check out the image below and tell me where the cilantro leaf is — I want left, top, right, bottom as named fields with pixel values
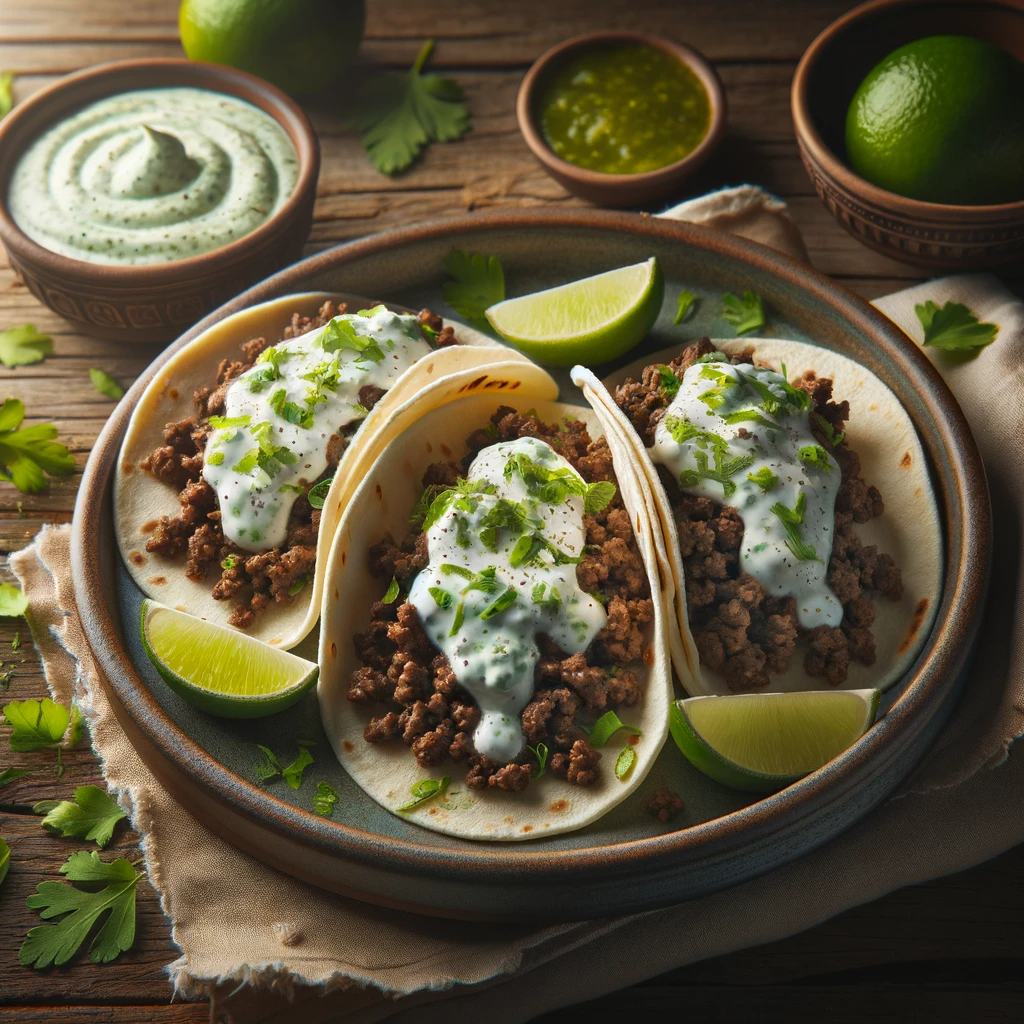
left=915, top=300, right=998, bottom=352
left=815, top=413, right=845, bottom=449
left=0, top=72, right=12, bottom=120
left=0, top=399, right=76, bottom=493
left=397, top=775, right=450, bottom=812
left=89, top=369, right=123, bottom=401
left=3, top=697, right=70, bottom=752
left=307, top=478, right=332, bottom=509
left=0, top=836, right=8, bottom=889
left=254, top=744, right=281, bottom=784
left=442, top=249, right=505, bottom=326
left=0, top=325, right=52, bottom=368
left=0, top=766, right=31, bottom=788
left=39, top=786, right=126, bottom=848
left=657, top=365, right=681, bottom=397
left=382, top=577, right=400, bottom=604
left=747, top=467, right=778, bottom=491
left=313, top=781, right=339, bottom=817
left=770, top=491, right=820, bottom=562
left=20, top=851, right=142, bottom=967
left=354, top=39, right=471, bottom=175
left=673, top=291, right=696, bottom=325
left=584, top=480, right=616, bottom=514
left=798, top=444, right=833, bottom=473
left=0, top=582, right=27, bottom=617
left=282, top=745, right=314, bottom=790
left=721, top=291, right=765, bottom=335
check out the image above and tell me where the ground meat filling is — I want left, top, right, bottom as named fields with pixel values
left=348, top=406, right=654, bottom=792
left=139, top=302, right=451, bottom=628
left=614, top=337, right=903, bottom=691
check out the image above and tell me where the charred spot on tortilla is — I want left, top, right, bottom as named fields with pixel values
left=129, top=550, right=146, bottom=566
left=147, top=575, right=167, bottom=586
left=898, top=597, right=930, bottom=655
left=900, top=451, right=912, bottom=468
left=128, top=300, right=452, bottom=629
left=168, top=387, right=179, bottom=400
left=140, top=519, right=160, bottom=534
left=346, top=405, right=651, bottom=794
left=613, top=336, right=905, bottom=691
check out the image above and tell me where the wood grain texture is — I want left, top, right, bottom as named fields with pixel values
left=0, top=0, right=1021, bottom=1020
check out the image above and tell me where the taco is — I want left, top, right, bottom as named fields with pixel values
left=115, top=292, right=549, bottom=650
left=573, top=337, right=942, bottom=697
left=317, top=390, right=672, bottom=840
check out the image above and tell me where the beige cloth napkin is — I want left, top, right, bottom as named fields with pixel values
left=10, top=186, right=1024, bottom=1023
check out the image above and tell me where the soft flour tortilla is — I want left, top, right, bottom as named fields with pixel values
left=317, top=392, right=673, bottom=841
left=573, top=338, right=943, bottom=697
left=114, top=291, right=545, bottom=650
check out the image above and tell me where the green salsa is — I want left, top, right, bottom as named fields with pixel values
left=539, top=44, right=711, bottom=175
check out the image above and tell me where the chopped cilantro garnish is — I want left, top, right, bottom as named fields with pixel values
left=221, top=554, right=238, bottom=571
left=382, top=577, right=400, bottom=604
left=798, top=445, right=833, bottom=473
left=208, top=414, right=250, bottom=429
left=721, top=290, right=765, bottom=335
left=815, top=413, right=846, bottom=449
left=657, top=365, right=681, bottom=397
left=722, top=409, right=777, bottom=429
left=530, top=582, right=562, bottom=613
left=287, top=578, right=307, bottom=597
left=663, top=415, right=728, bottom=452
left=680, top=448, right=755, bottom=499
left=479, top=586, right=517, bottom=621
left=583, top=480, right=616, bottom=514
left=320, top=318, right=385, bottom=363
left=769, top=491, right=820, bottom=562
left=673, top=290, right=696, bottom=325
left=269, top=387, right=315, bottom=428
left=307, top=478, right=332, bottom=509
left=915, top=300, right=998, bottom=351
left=89, top=369, right=123, bottom=400
left=428, top=586, right=453, bottom=609
left=206, top=451, right=224, bottom=466
left=747, top=467, right=778, bottom=491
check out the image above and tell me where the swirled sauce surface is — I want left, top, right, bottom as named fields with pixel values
left=8, top=87, right=297, bottom=265
left=651, top=358, right=842, bottom=629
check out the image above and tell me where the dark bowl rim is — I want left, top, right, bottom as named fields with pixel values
left=72, top=208, right=989, bottom=883
left=516, top=31, right=727, bottom=190
left=0, top=57, right=320, bottom=282
left=791, top=0, right=1024, bottom=218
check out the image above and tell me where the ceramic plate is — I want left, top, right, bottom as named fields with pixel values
left=72, top=211, right=989, bottom=920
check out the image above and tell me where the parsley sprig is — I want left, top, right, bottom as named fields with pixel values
left=352, top=40, right=472, bottom=176
left=0, top=325, right=52, bottom=368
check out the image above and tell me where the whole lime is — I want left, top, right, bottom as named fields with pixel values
left=845, top=35, right=1024, bottom=205
left=179, top=0, right=365, bottom=98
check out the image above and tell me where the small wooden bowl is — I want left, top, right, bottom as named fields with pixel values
left=792, top=0, right=1024, bottom=270
left=0, top=58, right=320, bottom=344
left=517, top=32, right=726, bottom=208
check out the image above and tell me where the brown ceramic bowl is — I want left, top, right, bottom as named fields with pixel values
left=0, top=58, right=319, bottom=344
left=792, top=0, right=1024, bottom=270
left=517, top=32, right=726, bottom=208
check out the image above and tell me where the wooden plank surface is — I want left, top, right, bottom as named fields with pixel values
left=0, top=0, right=1020, bottom=1020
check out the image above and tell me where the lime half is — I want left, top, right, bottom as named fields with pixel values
left=485, top=257, right=664, bottom=367
left=670, top=689, right=880, bottom=793
left=140, top=600, right=318, bottom=718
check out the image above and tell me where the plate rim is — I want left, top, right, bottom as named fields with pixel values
left=71, top=208, right=990, bottom=889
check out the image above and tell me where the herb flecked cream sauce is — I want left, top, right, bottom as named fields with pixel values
left=8, top=87, right=297, bottom=265
left=409, top=438, right=610, bottom=762
left=540, top=44, right=711, bottom=175
left=652, top=359, right=842, bottom=629
left=204, top=308, right=430, bottom=552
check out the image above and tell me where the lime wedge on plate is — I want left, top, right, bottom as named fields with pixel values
left=485, top=257, right=664, bottom=366
left=140, top=600, right=318, bottom=718
left=670, top=689, right=880, bottom=793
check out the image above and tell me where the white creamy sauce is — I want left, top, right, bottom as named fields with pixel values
left=409, top=437, right=608, bottom=762
left=8, top=87, right=298, bottom=265
left=203, top=308, right=430, bottom=552
left=652, top=359, right=841, bottom=629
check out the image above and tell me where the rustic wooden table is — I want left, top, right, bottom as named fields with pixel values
left=1, top=1, right=1022, bottom=1021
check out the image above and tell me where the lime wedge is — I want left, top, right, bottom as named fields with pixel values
left=670, top=689, right=880, bottom=793
left=484, top=257, right=664, bottom=366
left=140, top=600, right=318, bottom=718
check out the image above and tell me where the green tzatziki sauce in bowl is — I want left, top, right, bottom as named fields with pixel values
left=539, top=44, right=712, bottom=175
left=7, top=86, right=298, bottom=266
